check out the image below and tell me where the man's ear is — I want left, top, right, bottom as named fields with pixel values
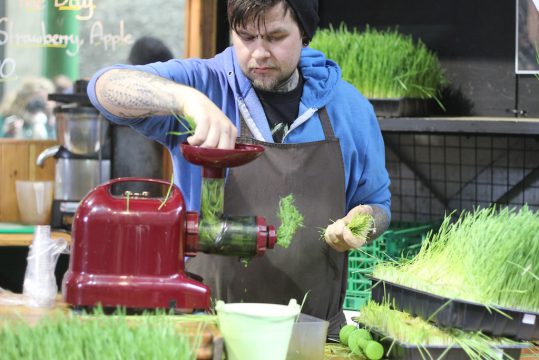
left=302, top=33, right=309, bottom=47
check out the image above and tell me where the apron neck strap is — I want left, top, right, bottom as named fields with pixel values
left=318, top=107, right=335, bottom=140
left=239, top=107, right=335, bottom=140
left=240, top=114, right=250, bottom=138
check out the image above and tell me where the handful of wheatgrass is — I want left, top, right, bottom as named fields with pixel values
left=347, top=212, right=375, bottom=245
left=322, top=212, right=374, bottom=249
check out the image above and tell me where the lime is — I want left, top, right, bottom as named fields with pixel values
left=364, top=340, right=384, bottom=360
left=338, top=324, right=357, bottom=345
left=348, top=329, right=369, bottom=353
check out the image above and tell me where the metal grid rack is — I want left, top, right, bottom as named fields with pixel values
left=384, top=132, right=539, bottom=222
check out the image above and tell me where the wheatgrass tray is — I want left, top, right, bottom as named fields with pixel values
left=370, top=276, right=539, bottom=341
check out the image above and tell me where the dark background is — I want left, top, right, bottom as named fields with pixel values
left=217, top=0, right=539, bottom=117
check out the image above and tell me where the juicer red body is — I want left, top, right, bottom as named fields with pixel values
left=63, top=178, right=210, bottom=311
left=63, top=143, right=276, bottom=311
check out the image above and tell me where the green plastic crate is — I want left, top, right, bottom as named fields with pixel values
left=343, top=222, right=440, bottom=310
left=343, top=290, right=371, bottom=311
left=382, top=222, right=440, bottom=260
left=343, top=238, right=383, bottom=310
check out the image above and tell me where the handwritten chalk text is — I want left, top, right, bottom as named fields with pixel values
left=54, top=0, right=95, bottom=21
left=18, top=0, right=46, bottom=12
left=89, top=20, right=133, bottom=51
left=0, top=17, right=83, bottom=56
left=0, top=58, right=17, bottom=81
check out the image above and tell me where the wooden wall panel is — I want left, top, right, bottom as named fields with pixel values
left=185, top=0, right=218, bottom=59
left=0, top=140, right=56, bottom=222
left=162, top=146, right=173, bottom=182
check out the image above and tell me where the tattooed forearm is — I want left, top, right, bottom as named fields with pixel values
left=95, top=69, right=185, bottom=119
left=367, top=205, right=390, bottom=242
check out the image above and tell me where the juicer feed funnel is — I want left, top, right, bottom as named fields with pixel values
left=181, top=142, right=264, bottom=178
left=216, top=299, right=300, bottom=360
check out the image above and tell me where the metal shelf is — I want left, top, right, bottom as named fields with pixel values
left=378, top=117, right=539, bottom=135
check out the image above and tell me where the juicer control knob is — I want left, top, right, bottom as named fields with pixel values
left=267, top=225, right=276, bottom=249
left=184, top=211, right=199, bottom=257
left=123, top=191, right=150, bottom=198
left=255, top=216, right=277, bottom=256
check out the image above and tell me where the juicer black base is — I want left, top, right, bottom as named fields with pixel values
left=51, top=200, right=79, bottom=231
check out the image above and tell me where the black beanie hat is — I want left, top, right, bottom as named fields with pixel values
left=285, top=0, right=319, bottom=43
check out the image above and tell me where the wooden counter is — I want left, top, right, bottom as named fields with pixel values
left=0, top=231, right=71, bottom=247
left=324, top=343, right=362, bottom=359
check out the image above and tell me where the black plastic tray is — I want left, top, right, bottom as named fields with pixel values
left=369, top=98, right=435, bottom=118
left=373, top=334, right=525, bottom=360
left=370, top=277, right=539, bottom=341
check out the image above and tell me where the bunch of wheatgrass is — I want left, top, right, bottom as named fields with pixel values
left=355, top=301, right=527, bottom=359
left=374, top=206, right=539, bottom=312
left=276, top=194, right=304, bottom=248
left=198, top=177, right=226, bottom=246
left=0, top=308, right=213, bottom=360
left=310, top=24, right=446, bottom=103
left=321, top=212, right=374, bottom=249
left=347, top=212, right=375, bottom=245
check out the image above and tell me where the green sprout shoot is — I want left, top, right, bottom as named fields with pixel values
left=125, top=190, right=130, bottom=212
left=158, top=174, right=175, bottom=211
left=276, top=194, right=304, bottom=248
left=168, top=113, right=197, bottom=136
left=160, top=112, right=197, bottom=210
left=347, top=212, right=374, bottom=244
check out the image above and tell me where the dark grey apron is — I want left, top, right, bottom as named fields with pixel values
left=186, top=108, right=347, bottom=336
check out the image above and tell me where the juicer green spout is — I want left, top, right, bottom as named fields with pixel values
left=181, top=142, right=276, bottom=258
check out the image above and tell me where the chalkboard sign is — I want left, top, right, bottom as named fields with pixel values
left=0, top=0, right=184, bottom=138
left=516, top=0, right=539, bottom=74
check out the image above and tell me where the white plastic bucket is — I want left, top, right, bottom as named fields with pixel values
left=216, top=299, right=300, bottom=360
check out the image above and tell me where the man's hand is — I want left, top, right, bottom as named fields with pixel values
left=183, top=91, right=237, bottom=149
left=324, top=205, right=374, bottom=252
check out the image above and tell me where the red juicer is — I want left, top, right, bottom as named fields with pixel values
left=63, top=143, right=276, bottom=312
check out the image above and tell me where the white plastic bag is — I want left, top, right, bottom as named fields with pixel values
left=23, top=225, right=68, bottom=308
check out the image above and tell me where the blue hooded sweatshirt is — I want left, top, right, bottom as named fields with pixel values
left=88, top=46, right=391, bottom=218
